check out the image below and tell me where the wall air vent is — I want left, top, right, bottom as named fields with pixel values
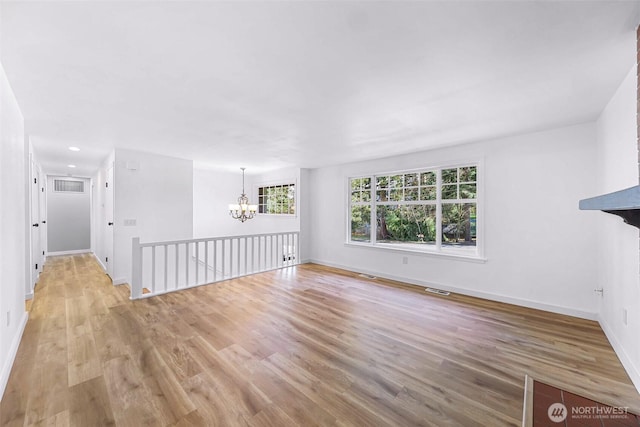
left=425, top=287, right=450, bottom=296
left=54, top=179, right=84, bottom=193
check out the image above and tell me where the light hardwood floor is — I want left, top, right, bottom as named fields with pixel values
left=1, top=254, right=638, bottom=426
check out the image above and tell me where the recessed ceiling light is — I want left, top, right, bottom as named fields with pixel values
left=68, top=146, right=80, bottom=151
left=68, top=164, right=76, bottom=168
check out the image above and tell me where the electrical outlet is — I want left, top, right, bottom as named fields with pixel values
left=124, top=219, right=137, bottom=226
left=402, top=256, right=408, bottom=265
left=623, top=308, right=628, bottom=326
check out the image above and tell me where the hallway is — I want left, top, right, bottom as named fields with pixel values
left=1, top=254, right=639, bottom=426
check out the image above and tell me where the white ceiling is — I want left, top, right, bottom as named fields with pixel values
left=1, top=1, right=639, bottom=177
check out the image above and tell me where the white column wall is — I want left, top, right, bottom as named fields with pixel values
left=0, top=63, right=28, bottom=400
left=113, top=149, right=193, bottom=286
left=594, top=66, right=640, bottom=390
left=299, top=168, right=311, bottom=262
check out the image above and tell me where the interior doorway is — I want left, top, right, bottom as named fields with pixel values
left=104, top=165, right=114, bottom=278
left=28, top=154, right=42, bottom=295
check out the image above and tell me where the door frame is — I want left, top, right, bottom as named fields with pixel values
left=104, top=163, right=114, bottom=279
left=28, top=154, right=41, bottom=296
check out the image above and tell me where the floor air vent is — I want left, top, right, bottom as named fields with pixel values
left=358, top=273, right=377, bottom=279
left=425, top=287, right=450, bottom=296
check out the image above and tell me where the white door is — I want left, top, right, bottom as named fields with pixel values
left=29, top=156, right=41, bottom=291
left=105, top=165, right=114, bottom=278
left=39, top=170, right=47, bottom=263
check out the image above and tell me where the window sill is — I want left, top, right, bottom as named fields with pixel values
left=344, top=242, right=487, bottom=263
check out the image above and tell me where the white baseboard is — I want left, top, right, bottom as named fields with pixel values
left=93, top=253, right=107, bottom=272
left=112, top=277, right=127, bottom=286
left=308, top=259, right=598, bottom=321
left=47, top=249, right=91, bottom=256
left=25, top=292, right=33, bottom=300
left=90, top=253, right=124, bottom=285
left=598, top=314, right=640, bottom=393
left=0, top=311, right=29, bottom=401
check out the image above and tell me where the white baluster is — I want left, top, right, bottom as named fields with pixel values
left=174, top=243, right=179, bottom=290
left=151, top=245, right=156, bottom=293
left=213, top=239, right=218, bottom=281
left=222, top=239, right=226, bottom=279
left=236, top=237, right=241, bottom=277
left=204, top=240, right=209, bottom=284
left=131, top=237, right=142, bottom=299
left=195, top=241, right=199, bottom=285
left=164, top=244, right=168, bottom=291
left=185, top=242, right=189, bottom=287
left=244, top=237, right=248, bottom=275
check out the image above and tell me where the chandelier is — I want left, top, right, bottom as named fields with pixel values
left=229, top=167, right=257, bottom=222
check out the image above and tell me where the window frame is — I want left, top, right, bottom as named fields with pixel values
left=53, top=178, right=85, bottom=193
left=254, top=180, right=297, bottom=217
left=346, top=160, right=485, bottom=262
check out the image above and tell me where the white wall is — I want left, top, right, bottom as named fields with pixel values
left=193, top=167, right=301, bottom=238
left=594, top=66, right=640, bottom=390
left=299, top=168, right=311, bottom=262
left=113, top=149, right=193, bottom=285
left=309, top=123, right=600, bottom=318
left=0, top=63, right=28, bottom=400
left=47, top=176, right=91, bottom=253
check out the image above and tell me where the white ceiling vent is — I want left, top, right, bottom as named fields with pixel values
left=54, top=179, right=84, bottom=193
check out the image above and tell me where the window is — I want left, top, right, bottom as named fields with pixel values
left=349, top=164, right=479, bottom=256
left=350, top=177, right=371, bottom=242
left=258, top=184, right=296, bottom=215
left=54, top=179, right=84, bottom=193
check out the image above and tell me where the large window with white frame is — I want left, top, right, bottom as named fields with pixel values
left=349, top=164, right=479, bottom=256
left=258, top=183, right=296, bottom=215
